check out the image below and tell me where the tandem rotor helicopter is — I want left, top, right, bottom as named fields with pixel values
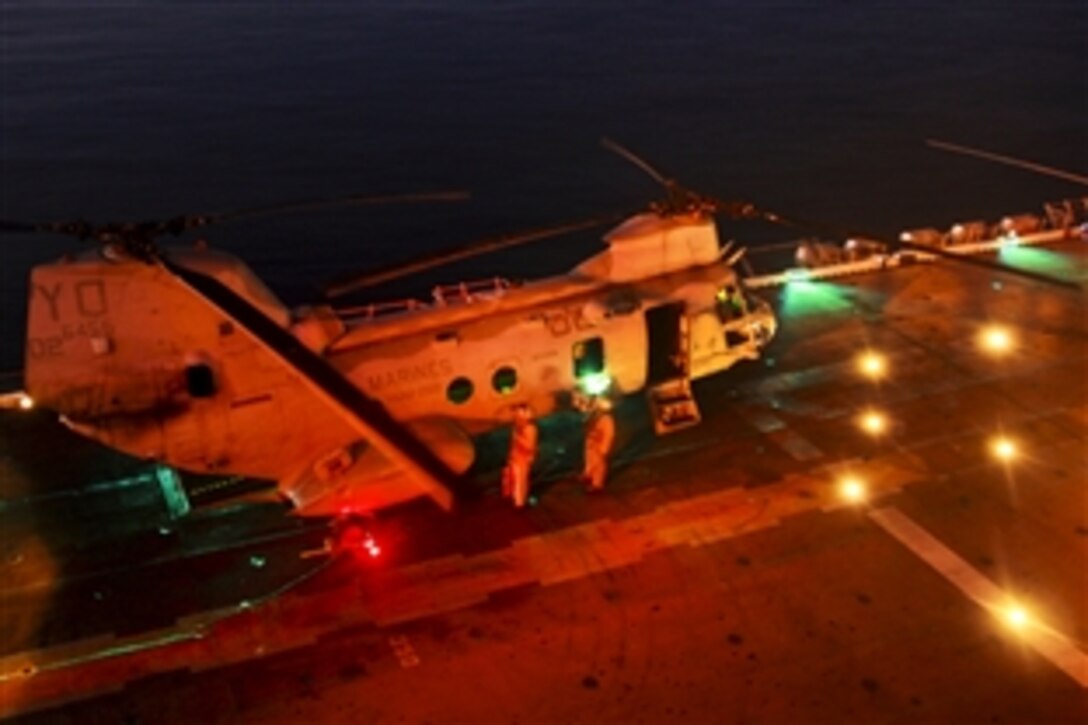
left=3, top=139, right=1083, bottom=519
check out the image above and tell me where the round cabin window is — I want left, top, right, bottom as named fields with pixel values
left=491, top=366, right=518, bottom=395
left=446, top=377, right=474, bottom=405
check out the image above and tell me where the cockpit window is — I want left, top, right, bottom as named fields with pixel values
left=716, top=285, right=747, bottom=322
left=725, top=329, right=750, bottom=348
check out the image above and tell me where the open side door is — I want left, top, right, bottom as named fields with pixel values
left=644, top=302, right=701, bottom=435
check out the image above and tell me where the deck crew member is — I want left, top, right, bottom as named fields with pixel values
left=582, top=396, right=616, bottom=492
left=504, top=403, right=538, bottom=508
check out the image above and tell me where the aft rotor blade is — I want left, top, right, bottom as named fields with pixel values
left=176, top=190, right=471, bottom=232
left=0, top=218, right=96, bottom=238
left=0, top=219, right=41, bottom=234
left=324, top=213, right=625, bottom=297
left=164, top=255, right=458, bottom=511
left=927, top=139, right=1088, bottom=186
left=2, top=191, right=470, bottom=243
left=764, top=209, right=1083, bottom=293
left=601, top=137, right=672, bottom=187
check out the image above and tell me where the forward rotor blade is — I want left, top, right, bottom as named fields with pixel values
left=175, top=190, right=471, bottom=232
left=601, top=137, right=671, bottom=187
left=896, top=238, right=1083, bottom=292
left=763, top=209, right=1083, bottom=293
left=927, top=139, right=1088, bottom=186
left=324, top=213, right=626, bottom=297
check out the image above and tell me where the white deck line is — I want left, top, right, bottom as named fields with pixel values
left=870, top=506, right=1088, bottom=688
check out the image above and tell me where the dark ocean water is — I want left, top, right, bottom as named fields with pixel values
left=1, top=1, right=1085, bottom=371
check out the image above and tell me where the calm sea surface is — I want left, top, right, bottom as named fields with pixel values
left=1, top=1, right=1084, bottom=370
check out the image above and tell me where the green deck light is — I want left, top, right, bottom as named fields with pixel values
left=785, top=268, right=812, bottom=283
left=579, top=371, right=611, bottom=396
left=998, top=245, right=1077, bottom=277
left=782, top=278, right=852, bottom=318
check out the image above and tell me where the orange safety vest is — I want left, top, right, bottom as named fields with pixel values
left=586, top=412, right=615, bottom=453
left=510, top=420, right=539, bottom=459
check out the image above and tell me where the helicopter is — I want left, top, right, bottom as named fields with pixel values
left=5, top=140, right=1082, bottom=519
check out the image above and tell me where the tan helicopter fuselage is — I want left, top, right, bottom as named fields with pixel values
left=23, top=213, right=776, bottom=514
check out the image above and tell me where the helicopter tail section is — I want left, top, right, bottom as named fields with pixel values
left=25, top=254, right=175, bottom=420
left=24, top=248, right=461, bottom=514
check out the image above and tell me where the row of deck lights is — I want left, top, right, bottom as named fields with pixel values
left=839, top=321, right=1022, bottom=504
left=842, top=330, right=1039, bottom=635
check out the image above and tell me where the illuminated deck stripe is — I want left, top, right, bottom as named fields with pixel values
left=870, top=507, right=1088, bottom=688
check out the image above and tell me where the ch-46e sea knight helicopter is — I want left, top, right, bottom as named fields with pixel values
left=6, top=140, right=1080, bottom=519
left=8, top=140, right=779, bottom=517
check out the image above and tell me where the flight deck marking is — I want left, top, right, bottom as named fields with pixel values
left=870, top=507, right=1088, bottom=688
left=0, top=458, right=923, bottom=713
left=734, top=332, right=1085, bottom=424
left=738, top=409, right=824, bottom=461
left=361, top=468, right=932, bottom=626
